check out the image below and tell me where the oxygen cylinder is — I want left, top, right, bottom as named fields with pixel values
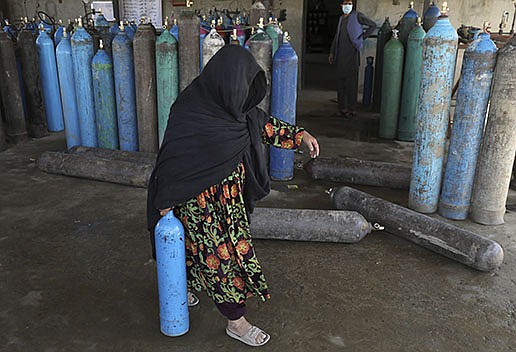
left=265, top=18, right=279, bottom=55
left=170, top=19, right=179, bottom=41
left=56, top=28, right=82, bottom=149
left=248, top=18, right=273, bottom=114
left=397, top=2, right=418, bottom=46
left=423, top=1, right=441, bottom=32
left=36, top=25, right=65, bottom=132
left=2, top=19, right=16, bottom=40
left=274, top=21, right=283, bottom=46
left=438, top=31, right=497, bottom=220
left=362, top=56, right=374, bottom=107
left=71, top=18, right=98, bottom=147
left=470, top=35, right=516, bottom=225
left=109, top=21, right=120, bottom=36
left=54, top=20, right=64, bottom=45
left=94, top=10, right=110, bottom=28
left=112, top=22, right=138, bottom=151
left=202, top=28, right=225, bottom=70
left=133, top=20, right=158, bottom=153
left=199, top=24, right=209, bottom=70
left=379, top=30, right=404, bottom=139
left=214, top=18, right=226, bottom=43
left=156, top=20, right=179, bottom=146
left=0, top=31, right=27, bottom=143
left=230, top=29, right=240, bottom=45
left=372, top=17, right=392, bottom=112
left=235, top=19, right=246, bottom=47
left=269, top=32, right=298, bottom=181
left=409, top=6, right=458, bottom=214
left=398, top=20, right=425, bottom=141
left=125, top=21, right=135, bottom=40
left=178, top=9, right=200, bottom=92
left=92, top=40, right=118, bottom=149
left=154, top=211, right=189, bottom=337
left=16, top=27, right=48, bottom=138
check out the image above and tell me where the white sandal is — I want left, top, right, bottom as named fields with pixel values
left=226, top=325, right=270, bottom=347
left=187, top=292, right=199, bottom=307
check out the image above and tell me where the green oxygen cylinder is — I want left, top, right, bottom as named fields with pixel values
left=379, top=29, right=404, bottom=139
left=265, top=17, right=279, bottom=55
left=398, top=19, right=425, bottom=141
left=373, top=17, right=393, bottom=112
left=156, top=17, right=179, bottom=147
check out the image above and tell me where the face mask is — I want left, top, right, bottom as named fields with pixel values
left=342, top=4, right=353, bottom=14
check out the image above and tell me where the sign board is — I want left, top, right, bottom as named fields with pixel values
left=119, top=0, right=163, bottom=27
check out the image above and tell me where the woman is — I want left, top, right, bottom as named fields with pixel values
left=147, top=45, right=319, bottom=347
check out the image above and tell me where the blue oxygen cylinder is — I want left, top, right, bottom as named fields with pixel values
left=408, top=6, right=458, bottom=214
left=3, top=19, right=16, bottom=40
left=109, top=21, right=120, bottom=36
left=270, top=32, right=298, bottom=181
left=125, top=21, right=136, bottom=40
left=56, top=28, right=81, bottom=149
left=95, top=11, right=110, bottom=28
left=439, top=31, right=497, bottom=220
left=92, top=39, right=119, bottom=149
left=155, top=211, right=189, bottom=337
left=54, top=21, right=64, bottom=46
left=36, top=24, right=65, bottom=132
left=170, top=19, right=179, bottom=41
left=362, top=56, right=374, bottom=107
left=71, top=18, right=98, bottom=147
left=423, top=1, right=441, bottom=32
left=112, top=21, right=138, bottom=151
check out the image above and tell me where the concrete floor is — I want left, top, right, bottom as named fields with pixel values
left=2, top=69, right=516, bottom=351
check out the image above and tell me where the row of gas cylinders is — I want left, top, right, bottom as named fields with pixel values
left=373, top=3, right=516, bottom=226
left=0, top=13, right=299, bottom=181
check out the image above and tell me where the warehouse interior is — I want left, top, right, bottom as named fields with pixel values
left=1, top=0, right=516, bottom=351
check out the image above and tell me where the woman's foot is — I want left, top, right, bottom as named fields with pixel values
left=226, top=316, right=270, bottom=347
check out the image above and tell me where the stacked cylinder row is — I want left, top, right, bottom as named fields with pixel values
left=374, top=3, right=516, bottom=226
left=0, top=13, right=299, bottom=180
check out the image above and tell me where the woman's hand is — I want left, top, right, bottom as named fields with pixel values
left=302, top=131, right=320, bottom=159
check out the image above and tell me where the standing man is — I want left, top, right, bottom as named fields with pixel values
left=329, top=0, right=376, bottom=119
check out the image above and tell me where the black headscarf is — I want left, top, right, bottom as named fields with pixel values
left=146, top=45, right=270, bottom=256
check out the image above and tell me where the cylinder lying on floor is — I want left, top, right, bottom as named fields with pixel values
left=68, top=146, right=157, bottom=164
left=304, top=157, right=411, bottom=189
left=331, top=186, right=504, bottom=272
left=250, top=207, right=372, bottom=243
left=37, top=151, right=153, bottom=187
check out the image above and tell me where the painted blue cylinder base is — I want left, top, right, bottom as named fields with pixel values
left=270, top=148, right=295, bottom=181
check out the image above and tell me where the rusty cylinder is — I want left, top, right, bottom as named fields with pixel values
left=16, top=28, right=48, bottom=138
left=470, top=35, right=516, bottom=225
left=37, top=151, right=153, bottom=188
left=250, top=208, right=372, bottom=243
left=133, top=21, right=158, bottom=153
left=202, top=28, right=225, bottom=70
left=248, top=19, right=273, bottom=114
left=331, top=186, right=504, bottom=272
left=178, top=10, right=200, bottom=92
left=0, top=31, right=27, bottom=143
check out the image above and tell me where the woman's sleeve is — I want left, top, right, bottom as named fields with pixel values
left=262, top=116, right=305, bottom=149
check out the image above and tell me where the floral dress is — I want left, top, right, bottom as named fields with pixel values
left=173, top=116, right=304, bottom=304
